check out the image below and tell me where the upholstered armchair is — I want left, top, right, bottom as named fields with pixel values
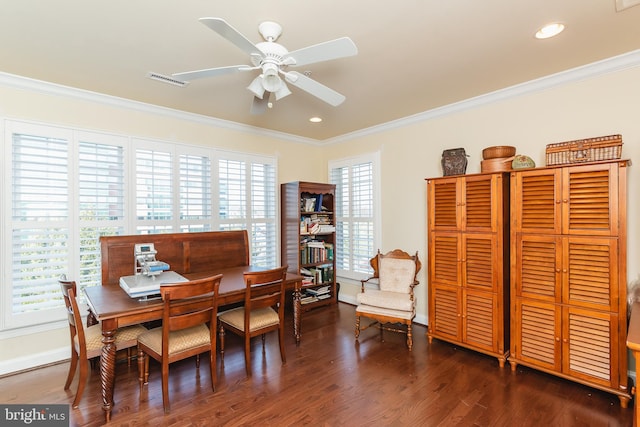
left=355, top=249, right=421, bottom=350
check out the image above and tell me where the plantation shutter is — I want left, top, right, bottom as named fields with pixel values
left=77, top=139, right=126, bottom=289
left=179, top=153, right=212, bottom=233
left=11, top=132, right=70, bottom=318
left=330, top=159, right=375, bottom=277
left=250, top=162, right=277, bottom=267
left=218, top=156, right=277, bottom=267
left=135, top=148, right=173, bottom=233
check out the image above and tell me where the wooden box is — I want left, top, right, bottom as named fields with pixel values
left=481, top=156, right=514, bottom=173
left=545, top=134, right=622, bottom=166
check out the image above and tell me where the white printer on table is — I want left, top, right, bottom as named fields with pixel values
left=119, top=243, right=187, bottom=299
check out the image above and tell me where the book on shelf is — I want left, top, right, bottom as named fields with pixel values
left=305, top=240, right=326, bottom=248
left=305, top=265, right=333, bottom=284
left=318, top=224, right=335, bottom=233
left=303, top=197, right=316, bottom=212
left=299, top=241, right=334, bottom=264
left=306, top=286, right=331, bottom=296
left=300, top=295, right=319, bottom=304
left=314, top=194, right=323, bottom=212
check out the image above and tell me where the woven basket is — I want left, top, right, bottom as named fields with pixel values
left=481, top=156, right=515, bottom=173
left=545, top=134, right=622, bottom=166
left=482, top=146, right=516, bottom=160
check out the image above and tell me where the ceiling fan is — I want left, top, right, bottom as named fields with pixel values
left=171, top=17, right=358, bottom=114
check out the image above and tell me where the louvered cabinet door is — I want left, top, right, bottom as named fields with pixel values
left=427, top=177, right=460, bottom=231
left=512, top=234, right=561, bottom=303
left=511, top=298, right=561, bottom=372
left=463, top=174, right=502, bottom=233
left=429, top=232, right=460, bottom=287
left=511, top=168, right=561, bottom=235
left=562, top=307, right=619, bottom=389
left=563, top=236, right=618, bottom=312
left=429, top=284, right=461, bottom=342
left=463, top=289, right=499, bottom=354
left=562, top=163, right=619, bottom=236
left=463, top=233, right=499, bottom=293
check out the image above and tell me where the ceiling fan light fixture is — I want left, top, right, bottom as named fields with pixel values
left=262, top=74, right=282, bottom=92
left=261, top=63, right=282, bottom=92
left=247, top=76, right=265, bottom=99
left=274, top=82, right=291, bottom=100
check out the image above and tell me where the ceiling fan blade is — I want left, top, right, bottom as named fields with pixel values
left=285, top=71, right=346, bottom=106
left=285, top=37, right=357, bottom=67
left=251, top=93, right=270, bottom=115
left=172, top=65, right=250, bottom=80
left=199, top=17, right=263, bottom=57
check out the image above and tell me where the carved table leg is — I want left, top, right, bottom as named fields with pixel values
left=293, top=282, right=302, bottom=344
left=100, top=319, right=117, bottom=423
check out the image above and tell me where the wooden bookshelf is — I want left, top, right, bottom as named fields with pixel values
left=281, top=181, right=337, bottom=310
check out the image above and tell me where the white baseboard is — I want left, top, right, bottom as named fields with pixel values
left=0, top=347, right=68, bottom=377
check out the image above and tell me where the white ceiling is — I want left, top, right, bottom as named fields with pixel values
left=1, top=0, right=640, bottom=142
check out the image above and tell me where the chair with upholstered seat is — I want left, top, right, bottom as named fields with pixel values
left=218, top=266, right=288, bottom=376
left=355, top=249, right=421, bottom=350
left=59, top=276, right=147, bottom=408
left=137, top=274, right=223, bottom=413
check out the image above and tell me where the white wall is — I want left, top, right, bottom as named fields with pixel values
left=1, top=52, right=639, bottom=375
left=329, top=60, right=640, bottom=332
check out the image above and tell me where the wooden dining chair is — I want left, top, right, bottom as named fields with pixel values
left=218, top=266, right=288, bottom=376
left=136, top=274, right=223, bottom=413
left=59, top=276, right=147, bottom=408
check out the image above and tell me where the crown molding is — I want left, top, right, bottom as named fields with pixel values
left=1, top=48, right=639, bottom=146
left=325, top=48, right=640, bottom=145
left=0, top=71, right=319, bottom=146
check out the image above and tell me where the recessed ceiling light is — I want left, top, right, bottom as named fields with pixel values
left=309, top=117, right=322, bottom=123
left=535, top=23, right=565, bottom=39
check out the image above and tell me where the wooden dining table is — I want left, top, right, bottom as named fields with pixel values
left=84, top=265, right=303, bottom=422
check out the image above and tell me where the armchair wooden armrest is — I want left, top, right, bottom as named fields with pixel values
left=360, top=276, right=379, bottom=293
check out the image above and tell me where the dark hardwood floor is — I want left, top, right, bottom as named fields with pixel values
left=0, top=302, right=633, bottom=426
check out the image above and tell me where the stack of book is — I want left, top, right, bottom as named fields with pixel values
left=301, top=285, right=332, bottom=304
left=306, top=286, right=331, bottom=299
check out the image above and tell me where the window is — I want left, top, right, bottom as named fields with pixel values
left=8, top=126, right=70, bottom=328
left=217, top=154, right=277, bottom=267
left=2, top=121, right=278, bottom=331
left=329, top=152, right=380, bottom=281
left=76, top=132, right=126, bottom=292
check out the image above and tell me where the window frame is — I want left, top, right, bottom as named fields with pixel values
left=329, top=151, right=381, bottom=282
